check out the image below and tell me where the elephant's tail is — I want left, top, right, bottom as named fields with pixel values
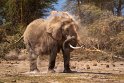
left=14, top=35, right=23, bottom=44
left=5, top=35, right=24, bottom=50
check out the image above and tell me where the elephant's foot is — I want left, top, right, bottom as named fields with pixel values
left=48, top=69, right=55, bottom=73
left=30, top=70, right=39, bottom=74
left=30, top=68, right=40, bottom=73
left=63, top=69, right=73, bottom=73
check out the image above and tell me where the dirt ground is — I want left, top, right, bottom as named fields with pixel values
left=0, top=59, right=124, bottom=83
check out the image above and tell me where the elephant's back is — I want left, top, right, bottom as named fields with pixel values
left=23, top=18, right=46, bottom=44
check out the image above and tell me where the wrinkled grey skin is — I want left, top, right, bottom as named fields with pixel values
left=23, top=11, right=80, bottom=73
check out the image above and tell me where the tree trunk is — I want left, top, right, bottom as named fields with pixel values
left=21, top=0, right=23, bottom=24
left=117, top=0, right=122, bottom=16
left=77, top=0, right=81, bottom=18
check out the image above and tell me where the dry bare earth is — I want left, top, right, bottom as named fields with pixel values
left=0, top=60, right=124, bottom=83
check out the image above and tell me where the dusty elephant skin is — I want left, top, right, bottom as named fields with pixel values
left=23, top=11, right=82, bottom=73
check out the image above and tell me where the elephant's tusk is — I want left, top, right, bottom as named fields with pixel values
left=69, top=44, right=83, bottom=49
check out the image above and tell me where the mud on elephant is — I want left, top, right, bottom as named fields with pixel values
left=23, top=11, right=83, bottom=73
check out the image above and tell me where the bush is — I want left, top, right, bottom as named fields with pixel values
left=0, top=26, right=7, bottom=42
left=80, top=4, right=106, bottom=25
left=77, top=4, right=124, bottom=61
left=110, top=31, right=124, bottom=57
left=0, top=24, right=25, bottom=59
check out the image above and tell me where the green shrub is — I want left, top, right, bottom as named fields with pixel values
left=0, top=25, right=25, bottom=59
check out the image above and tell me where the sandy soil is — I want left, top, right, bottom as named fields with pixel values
left=0, top=60, right=124, bottom=83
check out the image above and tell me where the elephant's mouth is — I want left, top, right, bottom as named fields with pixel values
left=63, top=36, right=83, bottom=50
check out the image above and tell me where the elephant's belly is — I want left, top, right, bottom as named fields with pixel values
left=34, top=41, right=59, bottom=55
left=34, top=44, right=51, bottom=55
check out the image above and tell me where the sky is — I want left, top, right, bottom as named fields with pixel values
left=54, top=0, right=66, bottom=11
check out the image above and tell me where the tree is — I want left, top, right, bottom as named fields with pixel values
left=5, top=0, right=57, bottom=25
left=0, top=0, right=6, bottom=24
left=117, top=0, right=122, bottom=16
left=114, top=0, right=124, bottom=16
left=63, top=0, right=81, bottom=17
left=65, top=0, right=124, bottom=16
left=77, top=0, right=81, bottom=18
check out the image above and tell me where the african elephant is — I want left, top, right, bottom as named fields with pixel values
left=23, top=11, right=82, bottom=73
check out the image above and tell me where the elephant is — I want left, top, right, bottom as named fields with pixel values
left=23, top=11, right=83, bottom=73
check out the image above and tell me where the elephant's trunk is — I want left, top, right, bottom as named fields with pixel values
left=63, top=36, right=83, bottom=50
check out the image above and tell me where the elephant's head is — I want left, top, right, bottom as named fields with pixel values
left=47, top=11, right=82, bottom=50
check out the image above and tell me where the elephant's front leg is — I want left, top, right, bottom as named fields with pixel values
left=62, top=48, right=72, bottom=73
left=48, top=46, right=57, bottom=73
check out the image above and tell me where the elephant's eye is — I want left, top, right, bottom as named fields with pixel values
left=65, top=28, right=70, bottom=35
left=66, top=28, right=69, bottom=33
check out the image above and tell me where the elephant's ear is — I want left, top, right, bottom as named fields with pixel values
left=47, top=22, right=62, bottom=41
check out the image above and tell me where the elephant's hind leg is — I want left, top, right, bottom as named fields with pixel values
left=26, top=42, right=39, bottom=72
left=29, top=53, right=39, bottom=72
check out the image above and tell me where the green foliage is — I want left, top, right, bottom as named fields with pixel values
left=5, top=0, right=57, bottom=25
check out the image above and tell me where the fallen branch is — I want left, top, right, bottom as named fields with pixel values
left=85, top=48, right=107, bottom=54
left=83, top=47, right=124, bottom=60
